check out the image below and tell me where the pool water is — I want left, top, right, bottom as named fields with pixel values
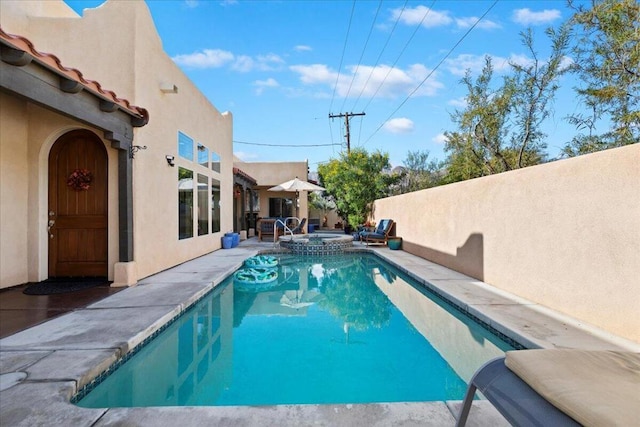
left=77, top=254, right=516, bottom=408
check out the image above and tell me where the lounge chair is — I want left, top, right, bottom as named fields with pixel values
left=257, top=218, right=284, bottom=242
left=290, top=217, right=306, bottom=234
left=361, top=219, right=394, bottom=246
left=456, top=349, right=640, bottom=427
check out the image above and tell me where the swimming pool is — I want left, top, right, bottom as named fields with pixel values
left=75, top=253, right=517, bottom=408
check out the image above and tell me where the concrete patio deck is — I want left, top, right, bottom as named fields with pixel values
left=1, top=237, right=637, bottom=426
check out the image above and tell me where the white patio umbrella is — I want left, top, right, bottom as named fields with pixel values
left=267, top=177, right=325, bottom=193
left=267, top=177, right=325, bottom=217
left=178, top=178, right=208, bottom=190
left=279, top=289, right=323, bottom=310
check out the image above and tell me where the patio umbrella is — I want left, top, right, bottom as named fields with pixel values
left=178, top=178, right=208, bottom=191
left=267, top=177, right=325, bottom=193
left=279, top=289, right=323, bottom=310
left=268, top=177, right=325, bottom=217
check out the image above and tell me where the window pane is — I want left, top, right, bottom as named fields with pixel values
left=211, top=178, right=221, bottom=233
left=268, top=197, right=293, bottom=218
left=197, top=144, right=209, bottom=168
left=197, top=174, right=208, bottom=236
left=211, top=151, right=220, bottom=173
left=178, top=167, right=193, bottom=239
left=178, top=131, right=194, bottom=161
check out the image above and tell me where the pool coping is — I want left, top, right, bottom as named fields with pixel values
left=1, top=239, right=638, bottom=426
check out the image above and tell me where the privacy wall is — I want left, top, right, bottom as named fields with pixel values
left=373, top=144, right=640, bottom=344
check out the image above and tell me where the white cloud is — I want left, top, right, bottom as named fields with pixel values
left=185, top=0, right=198, bottom=8
left=257, top=53, right=285, bottom=68
left=234, top=151, right=260, bottom=161
left=559, top=55, right=574, bottom=71
left=445, top=54, right=489, bottom=76
left=172, top=49, right=234, bottom=68
left=231, top=53, right=284, bottom=72
left=512, top=8, right=561, bottom=25
left=448, top=97, right=467, bottom=108
left=508, top=53, right=535, bottom=68
left=294, top=45, right=312, bottom=52
left=290, top=64, right=334, bottom=84
left=432, top=133, right=447, bottom=144
left=254, top=78, right=279, bottom=88
left=290, top=63, right=443, bottom=98
left=173, top=49, right=284, bottom=72
left=232, top=55, right=255, bottom=72
left=392, top=6, right=452, bottom=28
left=253, top=78, right=279, bottom=95
left=384, top=118, right=415, bottom=134
left=445, top=53, right=535, bottom=77
left=456, top=16, right=501, bottom=30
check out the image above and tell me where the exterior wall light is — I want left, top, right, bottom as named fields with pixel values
left=160, top=82, right=178, bottom=94
left=166, top=155, right=175, bottom=167
left=129, top=145, right=147, bottom=158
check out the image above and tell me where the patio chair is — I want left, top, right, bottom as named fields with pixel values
left=257, top=218, right=284, bottom=242
left=290, top=217, right=306, bottom=234
left=456, top=349, right=640, bottom=427
left=361, top=219, right=394, bottom=246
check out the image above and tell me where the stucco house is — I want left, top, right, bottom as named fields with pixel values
left=0, top=0, right=313, bottom=290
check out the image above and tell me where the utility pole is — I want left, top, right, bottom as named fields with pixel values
left=329, top=112, right=365, bottom=153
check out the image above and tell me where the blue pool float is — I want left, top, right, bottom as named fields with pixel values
left=233, top=267, right=279, bottom=292
left=244, top=255, right=279, bottom=269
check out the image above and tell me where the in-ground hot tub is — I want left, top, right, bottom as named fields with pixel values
left=278, top=233, right=353, bottom=255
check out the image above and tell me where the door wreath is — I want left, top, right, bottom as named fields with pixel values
left=67, top=168, right=93, bottom=191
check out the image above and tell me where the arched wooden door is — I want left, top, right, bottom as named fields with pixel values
left=48, top=130, right=108, bottom=278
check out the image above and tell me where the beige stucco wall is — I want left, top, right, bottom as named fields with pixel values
left=236, top=162, right=310, bottom=220
left=236, top=162, right=308, bottom=187
left=0, top=0, right=78, bottom=33
left=373, top=144, right=640, bottom=343
left=1, top=0, right=234, bottom=284
left=0, top=95, right=29, bottom=287
left=0, top=93, right=120, bottom=288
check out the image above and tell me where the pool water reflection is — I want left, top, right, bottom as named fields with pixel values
left=77, top=254, right=515, bottom=408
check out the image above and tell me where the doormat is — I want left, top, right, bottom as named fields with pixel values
left=23, top=277, right=109, bottom=295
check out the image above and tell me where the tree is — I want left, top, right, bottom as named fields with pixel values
left=563, top=0, right=640, bottom=156
left=443, top=26, right=570, bottom=182
left=317, top=148, right=399, bottom=228
left=319, top=258, right=391, bottom=332
left=391, top=150, right=442, bottom=195
left=308, top=192, right=335, bottom=225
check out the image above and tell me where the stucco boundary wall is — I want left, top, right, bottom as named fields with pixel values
left=372, top=144, right=640, bottom=344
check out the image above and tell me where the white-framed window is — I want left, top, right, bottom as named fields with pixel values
left=197, top=143, right=209, bottom=168
left=211, top=151, right=220, bottom=173
left=177, top=131, right=222, bottom=239
left=178, top=167, right=194, bottom=240
left=178, top=131, right=194, bottom=161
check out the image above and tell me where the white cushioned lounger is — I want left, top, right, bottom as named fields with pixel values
left=456, top=349, right=640, bottom=427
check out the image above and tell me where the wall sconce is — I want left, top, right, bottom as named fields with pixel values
left=130, top=145, right=147, bottom=159
left=165, top=155, right=175, bottom=167
left=160, top=82, right=178, bottom=94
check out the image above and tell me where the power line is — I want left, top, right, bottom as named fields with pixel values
left=363, top=0, right=500, bottom=145
left=329, top=0, right=357, bottom=114
left=360, top=0, right=437, bottom=113
left=339, top=0, right=383, bottom=113
left=350, top=0, right=408, bottom=112
left=234, top=140, right=341, bottom=148
left=356, top=113, right=366, bottom=146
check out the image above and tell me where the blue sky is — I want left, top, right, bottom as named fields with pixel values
left=64, top=0, right=587, bottom=172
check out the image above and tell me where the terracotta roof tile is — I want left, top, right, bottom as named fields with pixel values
left=233, top=167, right=258, bottom=185
left=0, top=28, right=149, bottom=126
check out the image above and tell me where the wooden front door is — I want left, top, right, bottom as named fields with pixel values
left=48, top=130, right=108, bottom=277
